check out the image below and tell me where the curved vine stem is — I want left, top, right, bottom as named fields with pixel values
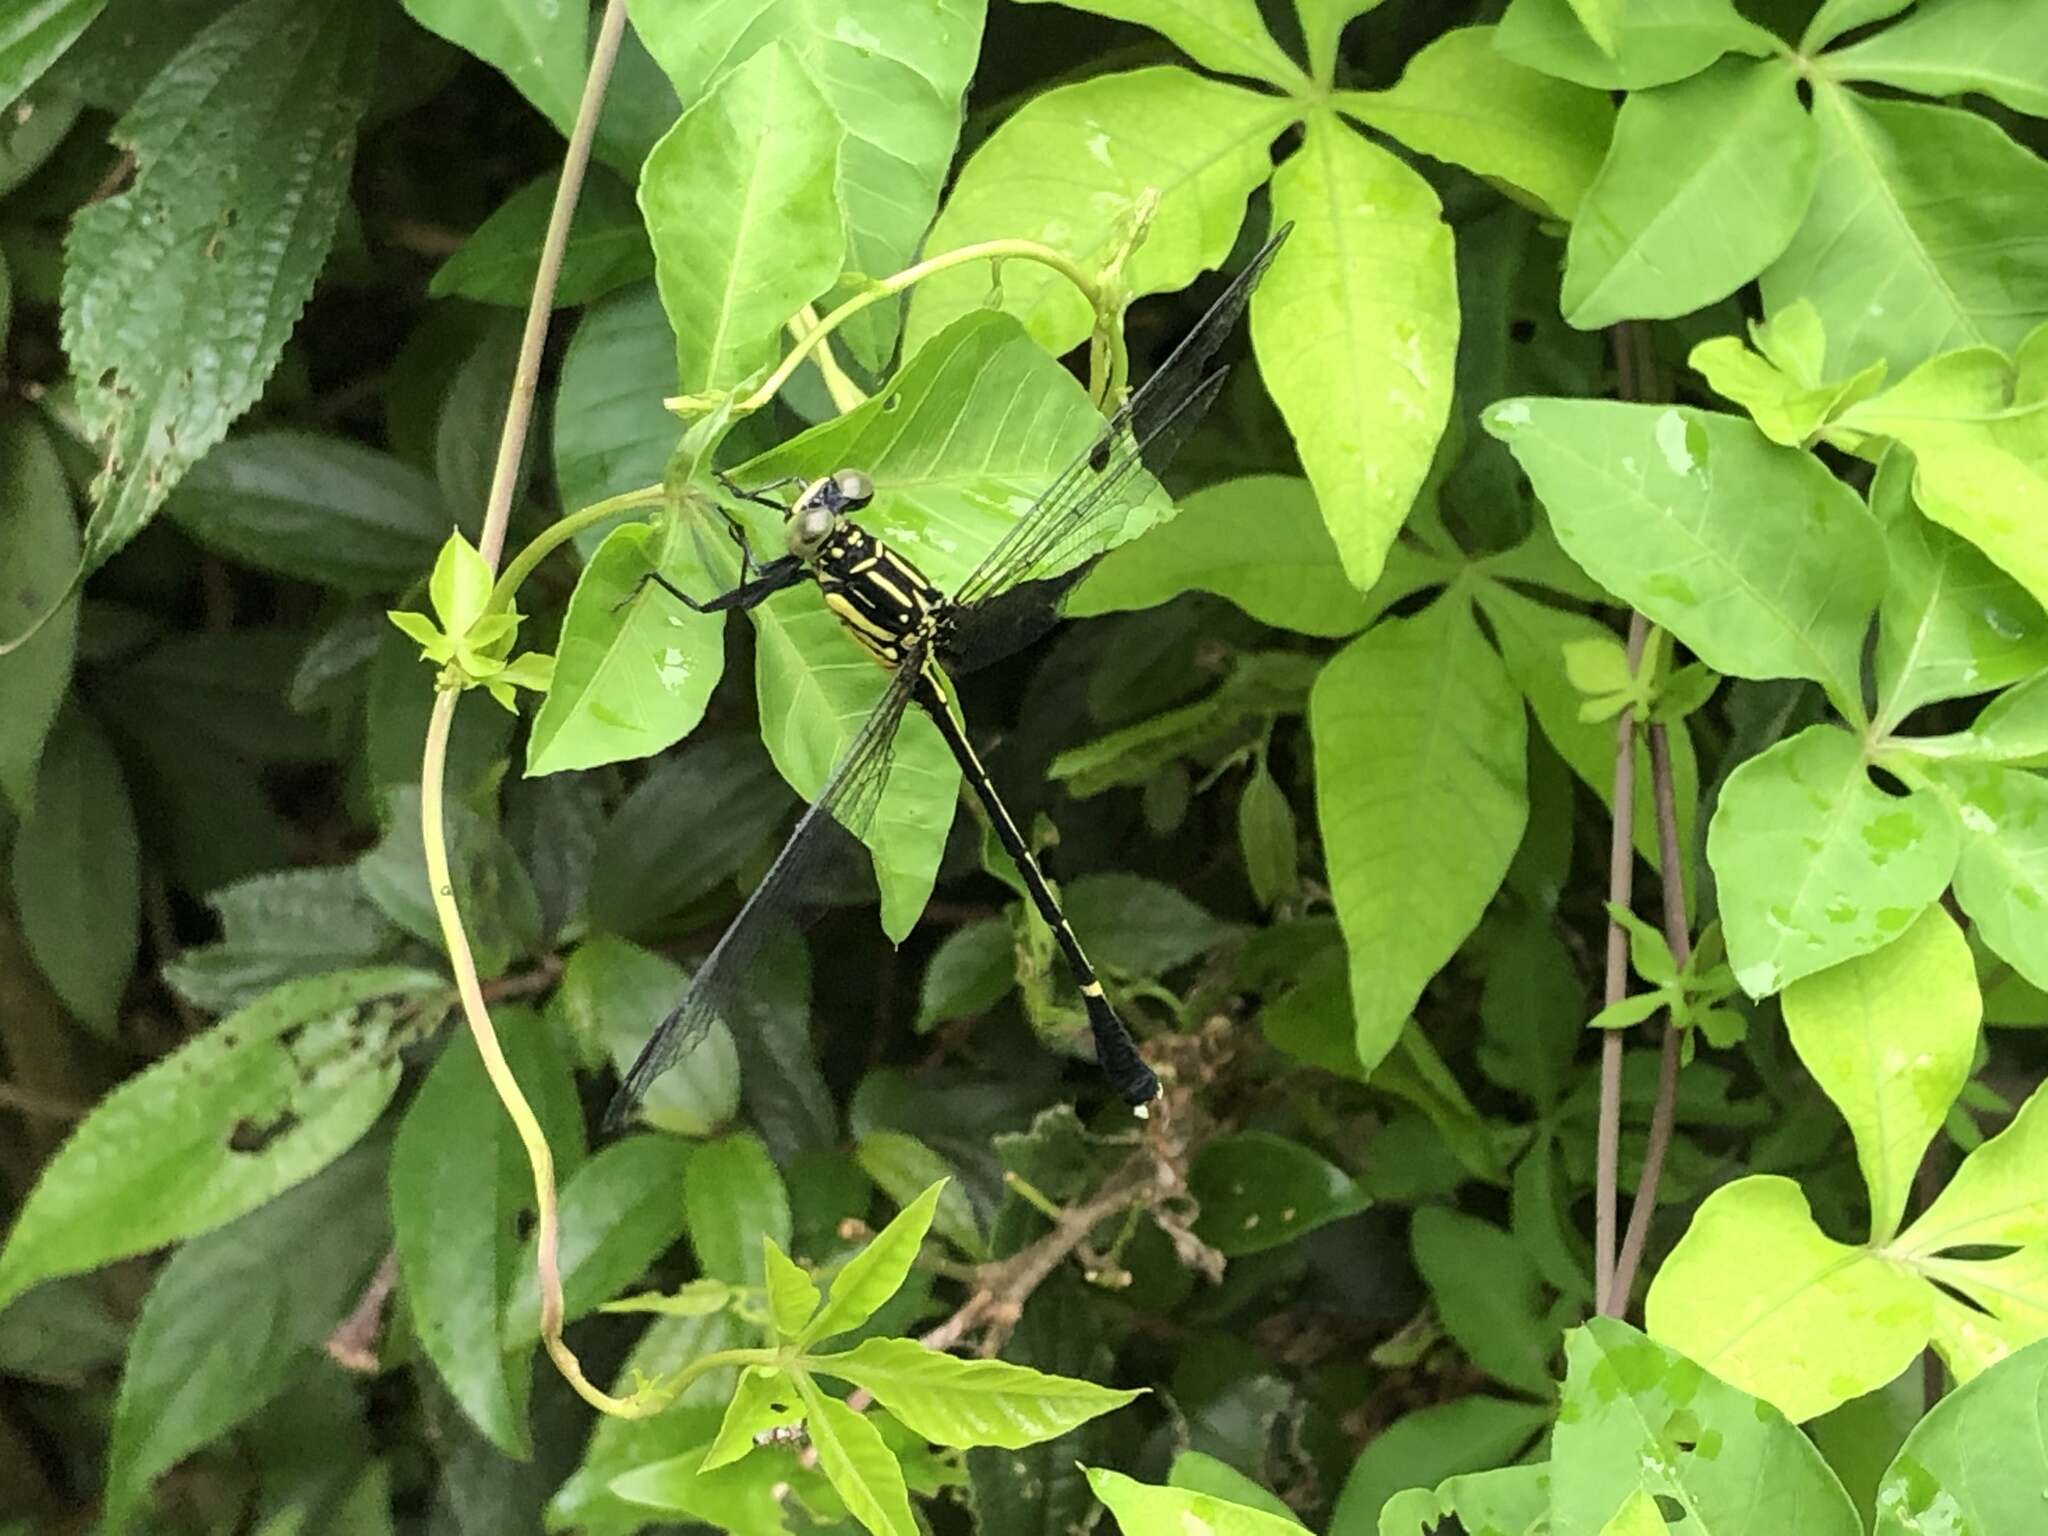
left=415, top=0, right=670, bottom=1418
left=487, top=483, right=666, bottom=616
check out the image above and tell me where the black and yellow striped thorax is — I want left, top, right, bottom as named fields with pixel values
left=808, top=524, right=946, bottom=668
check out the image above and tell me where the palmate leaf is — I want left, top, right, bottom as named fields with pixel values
left=1013, top=0, right=1305, bottom=87
left=62, top=0, right=376, bottom=574
left=1493, top=0, right=1775, bottom=90
left=1830, top=0, right=2048, bottom=120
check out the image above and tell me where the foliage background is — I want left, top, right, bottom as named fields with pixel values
left=4, top=0, right=2048, bottom=1533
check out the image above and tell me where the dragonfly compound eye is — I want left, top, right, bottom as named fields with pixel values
left=787, top=504, right=837, bottom=557
left=833, top=468, right=874, bottom=509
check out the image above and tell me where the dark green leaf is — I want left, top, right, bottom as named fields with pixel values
left=1328, top=1395, right=1552, bottom=1535
left=0, top=414, right=78, bottom=815
left=917, top=919, right=1014, bottom=1032
left=1190, top=1132, right=1370, bottom=1257
left=1411, top=1207, right=1560, bottom=1398
left=0, top=967, right=440, bottom=1315
left=1061, top=872, right=1230, bottom=977
left=684, top=1132, right=791, bottom=1286
left=1872, top=1334, right=2048, bottom=1535
left=358, top=785, right=542, bottom=980
left=856, top=1132, right=983, bottom=1257
left=431, top=167, right=652, bottom=308
left=0, top=0, right=109, bottom=110
left=1238, top=760, right=1299, bottom=910
left=163, top=866, right=407, bottom=1015
left=63, top=0, right=376, bottom=570
left=551, top=283, right=679, bottom=538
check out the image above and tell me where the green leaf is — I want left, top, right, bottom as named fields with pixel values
left=801, top=1182, right=944, bottom=1346
left=916, top=920, right=1014, bottom=1031
left=763, top=1241, right=820, bottom=1339
left=357, top=786, right=543, bottom=981
left=685, top=1133, right=792, bottom=1286
left=1337, top=25, right=1613, bottom=220
left=1830, top=0, right=2048, bottom=119
left=162, top=868, right=406, bottom=1015
left=0, top=1, right=106, bottom=106
left=629, top=0, right=986, bottom=370
left=1782, top=905, right=1980, bottom=1244
left=1060, top=873, right=1229, bottom=977
left=818, top=1335, right=1139, bottom=1447
left=1259, top=117, right=1457, bottom=592
left=640, top=41, right=842, bottom=396
left=795, top=1381, right=919, bottom=1536
left=102, top=1143, right=386, bottom=1533
left=1412, top=1208, right=1560, bottom=1398
left=1873, top=1335, right=2048, bottom=1535
left=584, top=731, right=792, bottom=938
left=1689, top=301, right=1889, bottom=448
left=9, top=703, right=136, bottom=1032
left=1169, top=1454, right=1301, bottom=1525
left=1558, top=1317, right=1863, bottom=1529
left=1485, top=400, right=1885, bottom=718
left=1189, top=1132, right=1370, bottom=1257
left=391, top=1010, right=581, bottom=1456
left=554, top=934, right=741, bottom=1137
left=1312, top=598, right=1528, bottom=1070
left=1086, top=1467, right=1308, bottom=1535
left=699, top=1364, right=806, bottom=1473
left=905, top=67, right=1277, bottom=357
left=856, top=1133, right=983, bottom=1256
left=552, top=284, right=679, bottom=534
left=62, top=0, right=374, bottom=572
left=1072, top=475, right=1379, bottom=637
left=503, top=1135, right=695, bottom=1348
left=431, top=167, right=652, bottom=308
left=166, top=432, right=446, bottom=594
left=1375, top=1465, right=1553, bottom=1536
left=1644, top=1176, right=1932, bottom=1421
left=1708, top=725, right=1960, bottom=997
left=1330, top=1396, right=1552, bottom=1535
left=1016, top=0, right=1301, bottom=85
left=1897, top=1078, right=2048, bottom=1255
left=0, top=967, right=439, bottom=1317
left=1494, top=0, right=1776, bottom=89
left=1239, top=761, right=1300, bottom=910
left=0, top=414, right=78, bottom=815
left=1871, top=449, right=2048, bottom=730
left=1762, top=86, right=2048, bottom=375
left=1925, top=762, right=2048, bottom=994
left=612, top=1431, right=829, bottom=1536
left=1562, top=58, right=1817, bottom=329
left=965, top=1277, right=1112, bottom=1535
left=399, top=0, right=580, bottom=133
left=1805, top=0, right=1916, bottom=49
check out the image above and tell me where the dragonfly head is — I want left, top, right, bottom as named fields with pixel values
left=785, top=468, right=874, bottom=558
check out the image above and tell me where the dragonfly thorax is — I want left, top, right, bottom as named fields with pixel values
left=812, top=522, right=946, bottom=668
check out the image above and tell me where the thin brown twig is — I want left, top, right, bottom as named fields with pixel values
left=326, top=1251, right=400, bottom=1372
left=1610, top=721, right=1690, bottom=1310
left=0, top=1081, right=85, bottom=1121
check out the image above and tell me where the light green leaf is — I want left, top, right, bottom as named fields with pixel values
left=626, top=0, right=986, bottom=369
left=856, top=1134, right=982, bottom=1257
left=391, top=1011, right=582, bottom=1456
left=819, top=1335, right=1139, bottom=1448
left=167, top=432, right=446, bottom=594
left=1644, top=1176, right=1932, bottom=1422
left=1330, top=1396, right=1553, bottom=1535
left=1014, top=0, right=1304, bottom=86
left=699, top=1365, right=805, bottom=1473
left=1312, top=598, right=1527, bottom=1069
left=613, top=1433, right=831, bottom=1535
left=63, top=0, right=374, bottom=572
left=639, top=41, right=842, bottom=396
left=1494, top=0, right=1776, bottom=89
left=0, top=0, right=107, bottom=108
left=1338, top=26, right=1613, bottom=220
left=1072, top=475, right=1378, bottom=637
left=1918, top=1242, right=2048, bottom=1384
left=1761, top=86, right=2048, bottom=375
left=1708, top=725, right=1960, bottom=997
left=1872, top=1335, right=2048, bottom=1535
left=1897, top=1078, right=2048, bottom=1255
left=503, top=1135, right=695, bottom=1348
left=1599, top=1490, right=1669, bottom=1536
left=685, top=1133, right=792, bottom=1286
left=430, top=168, right=652, bottom=309
left=400, top=0, right=579, bottom=132
left=764, top=1240, right=821, bottom=1338
left=102, top=1144, right=386, bottom=1535
left=1871, top=448, right=2048, bottom=730
left=0, top=968, right=439, bottom=1317
left=1563, top=58, right=1818, bottom=329
left=1937, top=671, right=2048, bottom=767
left=525, top=523, right=728, bottom=775
left=1239, top=760, right=1300, bottom=910
left=1483, top=400, right=1886, bottom=719
left=9, top=704, right=136, bottom=1032
left=1295, top=0, right=1385, bottom=84
left=1782, top=905, right=1979, bottom=1244
left=1260, top=116, right=1457, bottom=591
left=1925, top=763, right=2048, bottom=993
left=1376, top=1465, right=1553, bottom=1536
left=1688, top=316, right=1887, bottom=449
left=1836, top=345, right=2048, bottom=617
left=1804, top=0, right=1916, bottom=49
left=1411, top=1208, right=1560, bottom=1398
left=905, top=67, right=1280, bottom=357
left=1169, top=1454, right=1300, bottom=1524
left=796, top=1381, right=919, bottom=1536
left=1086, top=1467, right=1308, bottom=1535
left=802, top=1182, right=945, bottom=1346
left=552, top=284, right=678, bottom=543
left=0, top=414, right=77, bottom=814
left=1830, top=0, right=2048, bottom=119
left=1189, top=1132, right=1370, bottom=1257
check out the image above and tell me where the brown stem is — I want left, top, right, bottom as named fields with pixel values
left=1610, top=720, right=1692, bottom=1310
left=326, top=1250, right=400, bottom=1373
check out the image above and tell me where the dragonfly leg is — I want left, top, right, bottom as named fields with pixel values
left=623, top=554, right=807, bottom=615
left=714, top=469, right=803, bottom=515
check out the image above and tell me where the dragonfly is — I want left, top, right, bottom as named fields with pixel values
left=606, top=223, right=1291, bottom=1130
